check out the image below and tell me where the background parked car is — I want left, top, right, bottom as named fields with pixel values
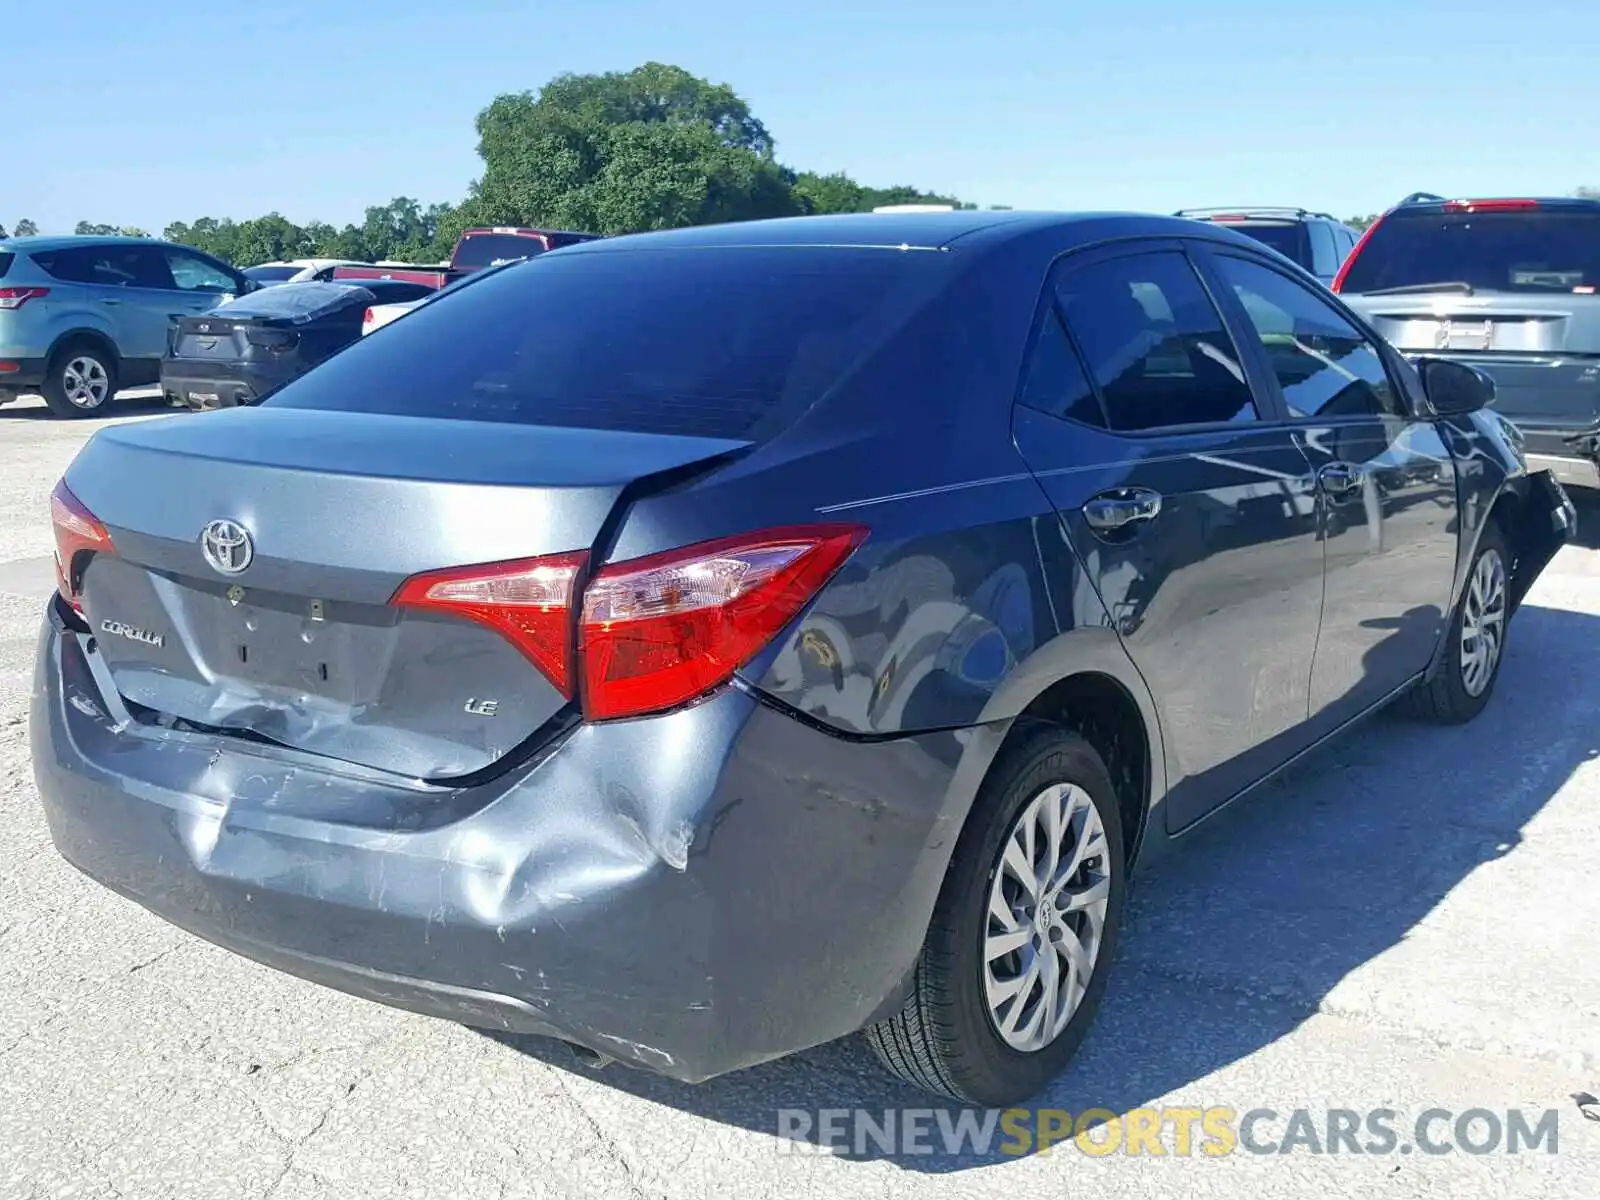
left=242, top=259, right=368, bottom=286
left=334, top=226, right=601, bottom=291
left=1335, top=192, right=1600, bottom=493
left=162, top=279, right=435, bottom=409
left=0, top=235, right=252, bottom=418
left=1175, top=207, right=1362, bottom=286
left=361, top=297, right=424, bottom=335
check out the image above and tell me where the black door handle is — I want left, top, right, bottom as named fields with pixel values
left=1319, top=462, right=1365, bottom=495
left=1084, top=487, right=1163, bottom=532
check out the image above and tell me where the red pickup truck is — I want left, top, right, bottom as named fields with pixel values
left=332, top=226, right=600, bottom=289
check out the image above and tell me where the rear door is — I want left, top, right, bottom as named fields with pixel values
left=1202, top=247, right=1459, bottom=728
left=1338, top=203, right=1600, bottom=458
left=1011, top=241, right=1326, bottom=833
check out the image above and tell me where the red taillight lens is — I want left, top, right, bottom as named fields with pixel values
left=50, top=480, right=114, bottom=610
left=392, top=551, right=588, bottom=696
left=390, top=524, right=866, bottom=720
left=1331, top=215, right=1384, bottom=294
left=362, top=307, right=375, bottom=327
left=0, top=286, right=50, bottom=310
left=579, top=525, right=866, bottom=721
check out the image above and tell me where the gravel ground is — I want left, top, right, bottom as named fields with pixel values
left=1, top=393, right=1597, bottom=1198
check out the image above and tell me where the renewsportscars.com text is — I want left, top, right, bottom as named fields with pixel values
left=776, top=1106, right=1562, bottom=1158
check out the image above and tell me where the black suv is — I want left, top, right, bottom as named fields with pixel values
left=1336, top=191, right=1600, bottom=493
left=1175, top=207, right=1363, bottom=286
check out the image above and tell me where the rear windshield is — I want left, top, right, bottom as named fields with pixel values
left=243, top=265, right=303, bottom=283
left=1340, top=209, right=1600, bottom=294
left=452, top=233, right=548, bottom=271
left=263, top=246, right=950, bottom=440
left=0, top=251, right=12, bottom=279
left=1225, top=223, right=1305, bottom=262
left=213, top=282, right=372, bottom=323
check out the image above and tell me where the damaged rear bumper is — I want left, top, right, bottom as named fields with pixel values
left=30, top=602, right=982, bottom=1082
left=1507, top=468, right=1577, bottom=613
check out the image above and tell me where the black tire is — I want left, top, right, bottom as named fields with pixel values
left=40, top=341, right=118, bottom=419
left=1399, top=520, right=1511, bottom=724
left=864, top=725, right=1128, bottom=1105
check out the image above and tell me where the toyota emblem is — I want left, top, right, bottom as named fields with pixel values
left=200, top=519, right=254, bottom=575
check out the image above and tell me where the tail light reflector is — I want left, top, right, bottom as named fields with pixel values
left=0, top=286, right=49, bottom=310
left=390, top=524, right=866, bottom=721
left=50, top=480, right=114, bottom=611
left=393, top=551, right=588, bottom=697
left=580, top=525, right=866, bottom=721
left=1442, top=198, right=1540, bottom=213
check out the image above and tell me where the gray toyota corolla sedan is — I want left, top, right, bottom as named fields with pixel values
left=32, top=211, right=1574, bottom=1106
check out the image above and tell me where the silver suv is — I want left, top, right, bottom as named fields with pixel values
left=0, top=236, right=251, bottom=418
left=1335, top=193, right=1600, bottom=492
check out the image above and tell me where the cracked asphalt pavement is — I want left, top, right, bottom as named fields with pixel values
left=2, top=394, right=1597, bottom=1198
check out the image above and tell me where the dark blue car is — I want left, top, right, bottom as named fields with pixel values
left=31, top=211, right=1573, bottom=1105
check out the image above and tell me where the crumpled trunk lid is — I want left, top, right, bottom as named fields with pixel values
left=66, top=407, right=747, bottom=778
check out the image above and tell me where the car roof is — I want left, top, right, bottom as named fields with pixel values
left=551, top=210, right=1238, bottom=255
left=0, top=234, right=181, bottom=252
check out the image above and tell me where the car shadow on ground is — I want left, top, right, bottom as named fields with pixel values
left=497, top=603, right=1596, bottom=1171
left=0, top=394, right=179, bottom=422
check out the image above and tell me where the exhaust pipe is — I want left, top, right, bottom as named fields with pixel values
left=562, top=1041, right=616, bottom=1070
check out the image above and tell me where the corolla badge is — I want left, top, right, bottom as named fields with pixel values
left=201, top=519, right=254, bottom=575
left=100, top=619, right=164, bottom=648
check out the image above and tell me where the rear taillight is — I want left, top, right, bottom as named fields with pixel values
left=245, top=328, right=299, bottom=350
left=392, top=551, right=588, bottom=697
left=390, top=524, right=866, bottom=721
left=50, top=480, right=114, bottom=611
left=1442, top=198, right=1540, bottom=213
left=580, top=525, right=866, bottom=721
left=0, top=286, right=49, bottom=310
left=1332, top=216, right=1384, bottom=294
left=362, top=307, right=375, bottom=328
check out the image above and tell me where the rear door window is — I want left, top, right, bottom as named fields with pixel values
left=264, top=246, right=952, bottom=441
left=1054, top=250, right=1260, bottom=432
left=33, top=245, right=169, bottom=289
left=1339, top=208, right=1600, bottom=294
left=1212, top=254, right=1405, bottom=419
left=1016, top=310, right=1106, bottom=427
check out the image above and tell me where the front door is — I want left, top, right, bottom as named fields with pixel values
left=1011, top=243, right=1326, bottom=833
left=1199, top=249, right=1460, bottom=727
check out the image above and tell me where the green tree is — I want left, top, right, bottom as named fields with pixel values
left=1576, top=186, right=1600, bottom=199
left=74, top=221, right=120, bottom=236
left=788, top=171, right=969, bottom=215
left=466, top=63, right=799, bottom=234
left=0, top=222, right=7, bottom=239
left=12, top=218, right=38, bottom=236
left=1346, top=214, right=1379, bottom=232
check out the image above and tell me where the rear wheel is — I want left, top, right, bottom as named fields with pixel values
left=41, top=342, right=118, bottom=418
left=1399, top=521, right=1510, bottom=724
left=864, top=726, right=1127, bottom=1105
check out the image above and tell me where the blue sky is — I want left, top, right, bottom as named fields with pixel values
left=10, top=0, right=1597, bottom=235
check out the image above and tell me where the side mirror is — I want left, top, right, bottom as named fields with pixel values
left=1416, top=356, right=1495, bottom=416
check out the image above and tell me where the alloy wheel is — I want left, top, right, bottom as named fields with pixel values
left=983, top=782, right=1112, bottom=1052
left=62, top=357, right=111, bottom=409
left=1459, top=546, right=1507, bottom=698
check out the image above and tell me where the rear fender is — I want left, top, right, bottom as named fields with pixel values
left=46, top=325, right=121, bottom=367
